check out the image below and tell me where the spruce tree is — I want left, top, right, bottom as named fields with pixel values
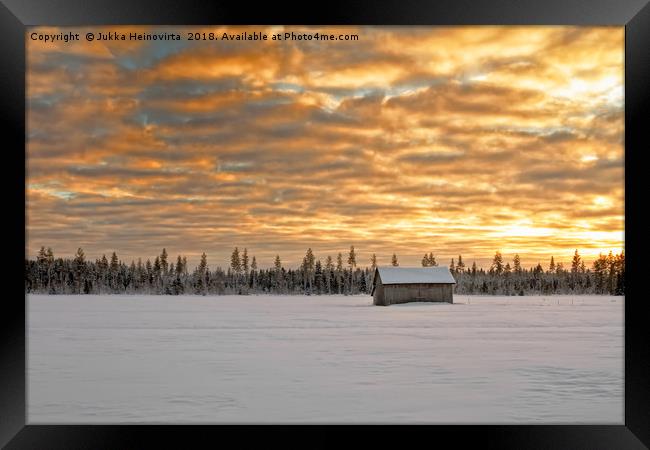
left=325, top=255, right=334, bottom=294
left=314, top=259, right=323, bottom=294
left=45, top=247, right=54, bottom=292
left=391, top=254, right=398, bottom=266
left=196, top=253, right=208, bottom=295
left=231, top=247, right=241, bottom=274
left=145, top=259, right=153, bottom=290
left=571, top=250, right=581, bottom=273
left=593, top=253, right=606, bottom=294
left=251, top=256, right=258, bottom=290
left=110, top=252, right=119, bottom=291
left=242, top=248, right=249, bottom=276
left=490, top=251, right=504, bottom=275
left=615, top=252, right=625, bottom=295
left=274, top=255, right=283, bottom=292
left=36, top=247, right=47, bottom=290
left=428, top=252, right=437, bottom=266
left=160, top=248, right=168, bottom=275
left=176, top=255, right=184, bottom=276
left=303, top=248, right=315, bottom=293
left=607, top=251, right=616, bottom=294
left=73, top=248, right=86, bottom=294
left=347, top=246, right=357, bottom=294
left=457, top=255, right=465, bottom=273
left=231, top=247, right=241, bottom=290
left=336, top=253, right=344, bottom=293
left=153, top=256, right=161, bottom=291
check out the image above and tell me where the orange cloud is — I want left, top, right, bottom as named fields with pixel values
left=26, top=26, right=624, bottom=269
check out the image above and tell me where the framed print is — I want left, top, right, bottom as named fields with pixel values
left=2, top=0, right=649, bottom=448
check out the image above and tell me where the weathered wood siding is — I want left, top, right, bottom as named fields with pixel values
left=372, top=281, right=386, bottom=306
left=374, top=282, right=453, bottom=305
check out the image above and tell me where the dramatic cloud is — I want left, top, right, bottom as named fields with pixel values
left=27, top=26, right=624, bottom=268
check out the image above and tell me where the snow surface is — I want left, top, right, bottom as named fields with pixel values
left=375, top=266, right=456, bottom=285
left=27, top=294, right=623, bottom=424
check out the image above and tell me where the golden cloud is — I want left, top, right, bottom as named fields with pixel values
left=26, top=26, right=624, bottom=268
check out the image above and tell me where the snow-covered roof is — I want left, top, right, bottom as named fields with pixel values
left=375, top=266, right=456, bottom=285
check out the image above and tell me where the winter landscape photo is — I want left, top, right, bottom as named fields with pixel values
left=26, top=26, right=624, bottom=423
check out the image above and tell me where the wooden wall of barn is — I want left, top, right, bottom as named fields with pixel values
left=372, top=282, right=384, bottom=305
left=373, top=283, right=453, bottom=306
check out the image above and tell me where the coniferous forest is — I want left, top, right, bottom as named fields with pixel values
left=25, top=246, right=624, bottom=296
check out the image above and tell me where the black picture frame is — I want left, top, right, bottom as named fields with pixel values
left=2, top=1, right=648, bottom=448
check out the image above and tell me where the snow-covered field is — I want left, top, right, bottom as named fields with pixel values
left=27, top=294, right=623, bottom=424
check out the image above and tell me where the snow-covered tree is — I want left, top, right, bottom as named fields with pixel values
left=231, top=247, right=241, bottom=274
left=242, top=248, right=249, bottom=276
left=325, top=255, right=334, bottom=294
left=231, top=247, right=242, bottom=290
left=160, top=248, right=168, bottom=275
left=274, top=255, right=283, bottom=292
left=175, top=255, right=184, bottom=276
left=250, top=255, right=258, bottom=290
left=195, top=253, right=208, bottom=295
left=314, top=259, right=323, bottom=294
left=348, top=246, right=357, bottom=294
left=302, top=248, right=315, bottom=293
left=336, top=253, right=344, bottom=294
left=24, top=247, right=624, bottom=297
left=73, top=248, right=86, bottom=293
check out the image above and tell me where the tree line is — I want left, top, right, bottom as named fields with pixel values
left=449, top=250, right=624, bottom=296
left=24, top=246, right=624, bottom=296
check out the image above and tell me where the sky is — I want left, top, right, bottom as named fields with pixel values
left=26, top=26, right=624, bottom=269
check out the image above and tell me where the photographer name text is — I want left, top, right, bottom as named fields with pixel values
left=30, top=30, right=360, bottom=43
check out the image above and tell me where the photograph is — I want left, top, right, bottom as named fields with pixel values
left=23, top=25, right=626, bottom=425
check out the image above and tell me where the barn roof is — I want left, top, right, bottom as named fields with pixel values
left=374, top=266, right=456, bottom=286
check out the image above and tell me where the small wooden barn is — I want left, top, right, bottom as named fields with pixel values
left=371, top=266, right=456, bottom=306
